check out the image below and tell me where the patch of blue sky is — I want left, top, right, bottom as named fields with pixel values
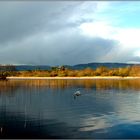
left=96, top=1, right=140, bottom=28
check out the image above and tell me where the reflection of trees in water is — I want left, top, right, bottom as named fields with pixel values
left=1, top=79, right=140, bottom=93
left=0, top=81, right=21, bottom=96
left=94, top=79, right=140, bottom=91
left=82, top=79, right=140, bottom=91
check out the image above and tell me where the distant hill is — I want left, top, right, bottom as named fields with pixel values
left=71, top=62, right=136, bottom=70
left=14, top=63, right=138, bottom=71
left=16, top=65, right=51, bottom=71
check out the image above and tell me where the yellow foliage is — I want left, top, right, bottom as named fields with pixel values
left=4, top=65, right=140, bottom=77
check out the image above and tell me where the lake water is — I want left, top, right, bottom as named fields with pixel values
left=0, top=79, right=140, bottom=138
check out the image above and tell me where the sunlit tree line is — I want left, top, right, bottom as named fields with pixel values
left=14, top=65, right=140, bottom=77
left=1, top=64, right=140, bottom=77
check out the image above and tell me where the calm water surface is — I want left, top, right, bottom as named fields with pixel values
left=0, top=79, right=140, bottom=138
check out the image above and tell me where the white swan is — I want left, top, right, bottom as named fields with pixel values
left=73, top=91, right=81, bottom=96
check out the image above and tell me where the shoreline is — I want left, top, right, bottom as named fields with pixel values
left=7, top=76, right=140, bottom=80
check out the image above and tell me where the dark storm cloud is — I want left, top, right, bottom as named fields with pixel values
left=0, top=28, right=117, bottom=65
left=0, top=1, right=89, bottom=43
left=0, top=1, right=118, bottom=65
left=52, top=35, right=117, bottom=65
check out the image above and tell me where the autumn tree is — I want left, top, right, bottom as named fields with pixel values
left=95, top=66, right=109, bottom=76
left=129, top=65, right=140, bottom=76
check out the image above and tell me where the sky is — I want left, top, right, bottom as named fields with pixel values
left=0, top=1, right=140, bottom=66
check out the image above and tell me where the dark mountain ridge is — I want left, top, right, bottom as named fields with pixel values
left=72, top=62, right=135, bottom=70
left=14, top=62, right=138, bottom=71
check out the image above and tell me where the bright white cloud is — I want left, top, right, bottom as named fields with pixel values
left=79, top=18, right=140, bottom=63
left=79, top=21, right=115, bottom=39
left=79, top=21, right=140, bottom=47
left=115, top=29, right=140, bottom=48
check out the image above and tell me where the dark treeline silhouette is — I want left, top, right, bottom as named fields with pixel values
left=0, top=65, right=16, bottom=79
